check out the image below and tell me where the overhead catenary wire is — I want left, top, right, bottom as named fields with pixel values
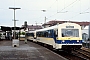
left=47, top=0, right=78, bottom=20
left=70, top=7, right=90, bottom=19
left=46, top=0, right=57, bottom=11
left=65, top=0, right=90, bottom=20
left=70, top=0, right=90, bottom=20
left=1, top=0, right=90, bottom=25
left=57, top=0, right=58, bottom=13
left=57, top=0, right=78, bottom=13
left=47, top=0, right=90, bottom=22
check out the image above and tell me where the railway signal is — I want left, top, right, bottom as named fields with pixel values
left=24, top=21, right=28, bottom=44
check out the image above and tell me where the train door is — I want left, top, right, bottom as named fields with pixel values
left=53, top=29, right=58, bottom=49
left=54, top=29, right=58, bottom=40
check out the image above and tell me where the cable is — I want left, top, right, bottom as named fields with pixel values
left=47, top=0, right=78, bottom=19
left=69, top=7, right=90, bottom=20
left=58, top=0, right=78, bottom=12
left=46, top=0, right=57, bottom=11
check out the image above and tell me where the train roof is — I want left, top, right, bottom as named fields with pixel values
left=36, top=25, right=58, bottom=32
left=60, top=22, right=80, bottom=26
left=36, top=22, right=80, bottom=32
left=26, top=31, right=36, bottom=33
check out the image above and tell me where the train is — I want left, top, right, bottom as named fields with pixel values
left=26, top=31, right=36, bottom=42
left=26, top=22, right=82, bottom=51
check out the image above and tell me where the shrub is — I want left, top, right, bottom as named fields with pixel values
left=22, top=32, right=25, bottom=35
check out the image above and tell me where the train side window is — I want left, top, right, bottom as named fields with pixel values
left=49, top=30, right=53, bottom=38
left=44, top=31, right=48, bottom=37
left=36, top=32, right=39, bottom=37
left=46, top=31, right=48, bottom=37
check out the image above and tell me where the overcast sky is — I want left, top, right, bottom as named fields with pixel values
left=0, top=0, right=90, bottom=27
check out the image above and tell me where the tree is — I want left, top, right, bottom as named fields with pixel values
left=22, top=32, right=25, bottom=35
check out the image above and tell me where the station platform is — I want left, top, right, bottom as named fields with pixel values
left=0, top=40, right=67, bottom=60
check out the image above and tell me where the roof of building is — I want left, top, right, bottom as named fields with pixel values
left=27, top=25, right=42, bottom=29
left=22, top=25, right=42, bottom=31
left=0, top=26, right=24, bottom=31
left=42, top=20, right=90, bottom=26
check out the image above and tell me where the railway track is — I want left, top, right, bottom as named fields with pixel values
left=81, top=47, right=90, bottom=53
left=71, top=49, right=90, bottom=60
left=30, top=40, right=90, bottom=60
left=44, top=45, right=90, bottom=60
left=53, top=50, right=83, bottom=60
left=35, top=41, right=84, bottom=60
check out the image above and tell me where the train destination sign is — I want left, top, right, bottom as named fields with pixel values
left=66, top=26, right=74, bottom=28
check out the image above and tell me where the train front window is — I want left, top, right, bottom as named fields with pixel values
left=61, top=29, right=79, bottom=37
left=26, top=33, right=34, bottom=37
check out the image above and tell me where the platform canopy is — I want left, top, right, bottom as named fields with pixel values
left=0, top=26, right=24, bottom=31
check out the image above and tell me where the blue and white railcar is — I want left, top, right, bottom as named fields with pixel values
left=26, top=31, right=36, bottom=42
left=36, top=22, right=82, bottom=50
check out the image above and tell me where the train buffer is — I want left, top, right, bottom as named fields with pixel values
left=0, top=40, right=67, bottom=60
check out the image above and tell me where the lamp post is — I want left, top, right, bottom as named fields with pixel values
left=9, top=7, right=21, bottom=39
left=41, top=10, right=46, bottom=28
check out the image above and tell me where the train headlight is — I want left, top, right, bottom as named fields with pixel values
left=62, top=40, right=65, bottom=42
left=77, top=40, right=79, bottom=42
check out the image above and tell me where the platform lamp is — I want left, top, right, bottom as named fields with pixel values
left=41, top=10, right=46, bottom=28
left=9, top=7, right=21, bottom=39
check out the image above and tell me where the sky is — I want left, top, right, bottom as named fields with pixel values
left=0, top=0, right=90, bottom=27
